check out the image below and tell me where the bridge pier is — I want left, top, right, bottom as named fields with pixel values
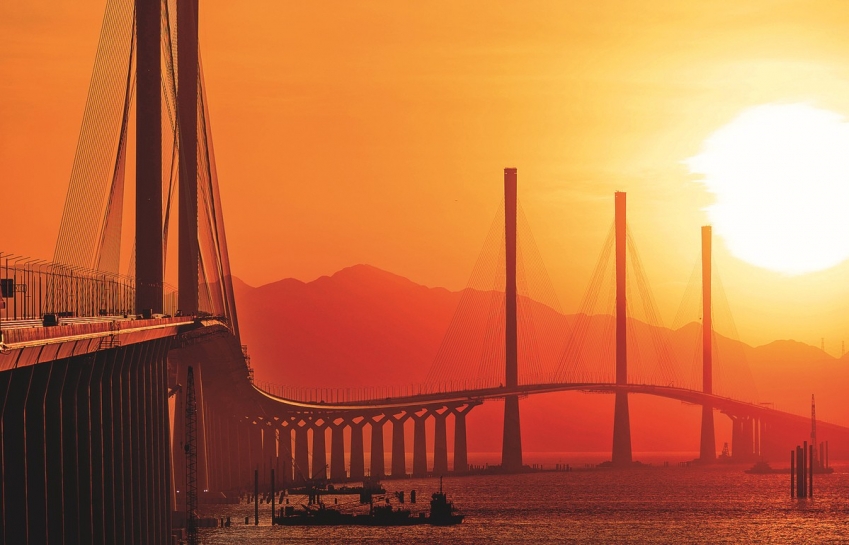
left=311, top=420, right=328, bottom=480
left=389, top=413, right=408, bottom=477
left=452, top=406, right=472, bottom=473
left=263, top=423, right=277, bottom=487
left=1, top=339, right=173, bottom=544
left=349, top=419, right=366, bottom=480
left=433, top=409, right=449, bottom=475
left=279, top=424, right=293, bottom=486
left=369, top=416, right=386, bottom=478
left=294, top=423, right=310, bottom=483
left=330, top=420, right=347, bottom=481
left=413, top=412, right=428, bottom=477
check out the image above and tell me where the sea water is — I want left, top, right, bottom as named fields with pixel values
left=197, top=455, right=849, bottom=544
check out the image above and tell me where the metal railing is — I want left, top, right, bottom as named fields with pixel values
left=0, top=252, right=177, bottom=321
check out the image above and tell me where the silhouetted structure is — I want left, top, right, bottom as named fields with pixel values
left=502, top=167, right=523, bottom=472
left=612, top=192, right=632, bottom=466
left=700, top=226, right=716, bottom=462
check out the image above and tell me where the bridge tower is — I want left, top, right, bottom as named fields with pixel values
left=502, top=167, right=523, bottom=472
left=178, top=0, right=200, bottom=315
left=699, top=225, right=716, bottom=462
left=611, top=191, right=632, bottom=466
left=135, top=0, right=163, bottom=313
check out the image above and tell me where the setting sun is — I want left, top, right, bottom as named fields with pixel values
left=688, top=103, right=849, bottom=275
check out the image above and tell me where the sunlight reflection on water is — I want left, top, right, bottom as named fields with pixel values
left=199, top=463, right=849, bottom=544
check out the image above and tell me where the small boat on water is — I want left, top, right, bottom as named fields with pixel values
left=274, top=478, right=464, bottom=526
left=745, top=460, right=782, bottom=474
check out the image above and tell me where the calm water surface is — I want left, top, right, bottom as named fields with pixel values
left=198, top=461, right=849, bottom=543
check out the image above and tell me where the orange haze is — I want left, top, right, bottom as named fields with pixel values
left=4, top=1, right=849, bottom=352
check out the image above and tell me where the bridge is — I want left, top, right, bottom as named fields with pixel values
left=1, top=1, right=845, bottom=544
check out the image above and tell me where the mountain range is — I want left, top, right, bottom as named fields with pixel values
left=233, top=264, right=847, bottom=455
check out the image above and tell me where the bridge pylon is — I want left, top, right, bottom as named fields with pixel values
left=699, top=226, right=716, bottom=462
left=611, top=192, right=632, bottom=466
left=501, top=168, right=523, bottom=472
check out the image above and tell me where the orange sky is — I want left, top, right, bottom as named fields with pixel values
left=4, top=1, right=849, bottom=349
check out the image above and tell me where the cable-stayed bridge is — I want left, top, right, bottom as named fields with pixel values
left=0, top=1, right=845, bottom=544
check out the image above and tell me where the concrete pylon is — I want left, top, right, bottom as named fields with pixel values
left=389, top=413, right=409, bottom=477
left=311, top=420, right=327, bottom=481
left=433, top=409, right=449, bottom=475
left=699, top=225, right=716, bottom=462
left=452, top=405, right=473, bottom=473
left=412, top=412, right=428, bottom=477
left=611, top=191, right=632, bottom=467
left=330, top=420, right=347, bottom=481
left=501, top=167, right=523, bottom=472
left=349, top=419, right=366, bottom=480
left=369, top=417, right=385, bottom=478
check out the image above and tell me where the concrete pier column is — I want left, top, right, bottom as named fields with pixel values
left=249, top=421, right=264, bottom=488
left=311, top=420, right=328, bottom=481
left=120, top=348, right=137, bottom=543
left=330, top=420, right=347, bottom=481
left=77, top=359, right=95, bottom=544
left=87, top=355, right=107, bottom=544
left=294, top=423, right=310, bottom=483
left=452, top=406, right=472, bottom=473
left=279, top=424, right=293, bottom=486
left=349, top=419, right=366, bottom=481
left=413, top=412, right=428, bottom=477
left=100, top=356, right=117, bottom=544
left=369, top=416, right=386, bottom=478
left=731, top=416, right=741, bottom=459
left=45, top=361, right=69, bottom=541
left=263, top=423, right=278, bottom=488
left=389, top=413, right=408, bottom=478
left=2, top=365, right=34, bottom=544
left=65, top=360, right=84, bottom=542
left=433, top=409, right=449, bottom=475
left=24, top=361, right=52, bottom=544
left=612, top=191, right=633, bottom=467
left=743, top=417, right=754, bottom=460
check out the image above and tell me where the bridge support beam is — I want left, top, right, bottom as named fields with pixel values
left=453, top=406, right=472, bottom=473
left=330, top=421, right=347, bottom=481
left=502, top=167, right=523, bottom=472
left=413, top=413, right=428, bottom=477
left=433, top=409, right=449, bottom=475
left=390, top=414, right=408, bottom=478
left=294, top=423, right=309, bottom=484
left=279, top=424, right=293, bottom=486
left=2, top=339, right=172, bottom=544
left=611, top=191, right=633, bottom=467
left=263, top=424, right=277, bottom=487
left=369, top=417, right=386, bottom=478
left=311, top=421, right=327, bottom=481
left=349, top=420, right=366, bottom=480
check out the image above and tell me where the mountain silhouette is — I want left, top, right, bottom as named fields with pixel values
left=234, top=265, right=847, bottom=456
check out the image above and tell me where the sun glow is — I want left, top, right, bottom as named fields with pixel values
left=688, top=103, right=849, bottom=275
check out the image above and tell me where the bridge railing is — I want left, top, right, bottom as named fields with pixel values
left=252, top=378, right=502, bottom=404
left=0, top=252, right=146, bottom=321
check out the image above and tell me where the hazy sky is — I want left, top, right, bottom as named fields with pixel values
left=4, top=1, right=849, bottom=348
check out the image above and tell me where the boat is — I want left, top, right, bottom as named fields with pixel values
left=273, top=478, right=464, bottom=526
left=744, top=460, right=782, bottom=474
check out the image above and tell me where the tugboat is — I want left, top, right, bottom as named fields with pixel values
left=274, top=478, right=464, bottom=526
